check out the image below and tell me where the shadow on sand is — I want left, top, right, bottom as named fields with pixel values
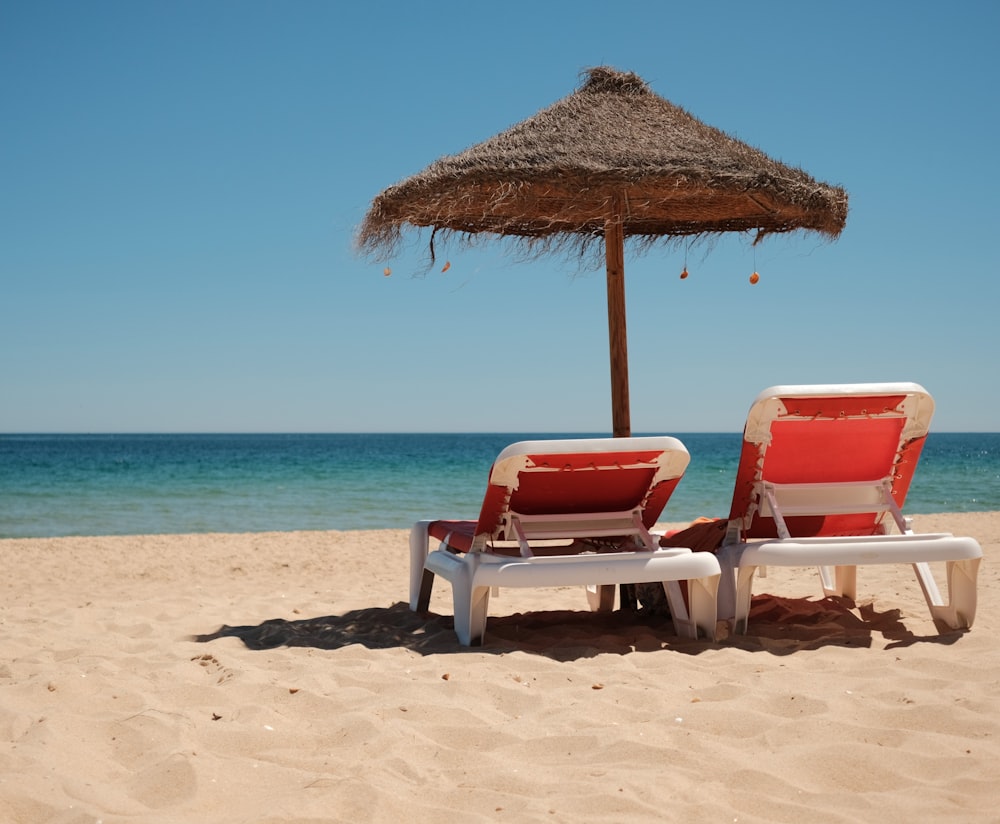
left=191, top=594, right=966, bottom=660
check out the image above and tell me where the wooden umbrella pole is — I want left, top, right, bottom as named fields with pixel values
left=605, top=198, right=631, bottom=438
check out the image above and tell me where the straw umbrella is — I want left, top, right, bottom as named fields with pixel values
left=357, top=67, right=848, bottom=437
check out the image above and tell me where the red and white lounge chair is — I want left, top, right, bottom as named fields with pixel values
left=410, top=437, right=721, bottom=646
left=712, top=383, right=982, bottom=634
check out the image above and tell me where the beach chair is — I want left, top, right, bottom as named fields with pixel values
left=410, top=437, right=721, bottom=646
left=701, top=383, right=982, bottom=634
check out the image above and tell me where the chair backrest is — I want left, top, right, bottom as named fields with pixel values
left=470, top=437, right=690, bottom=550
left=728, top=383, right=934, bottom=539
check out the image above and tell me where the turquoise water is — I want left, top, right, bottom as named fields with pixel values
left=1, top=433, right=998, bottom=538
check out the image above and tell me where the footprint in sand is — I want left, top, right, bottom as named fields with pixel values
left=191, top=653, right=234, bottom=685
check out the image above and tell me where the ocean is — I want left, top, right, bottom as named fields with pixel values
left=1, top=433, right=998, bottom=539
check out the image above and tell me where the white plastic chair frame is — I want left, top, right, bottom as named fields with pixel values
left=411, top=509, right=721, bottom=646
left=721, top=457, right=982, bottom=635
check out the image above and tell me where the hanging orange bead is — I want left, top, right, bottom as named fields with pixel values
left=680, top=267, right=689, bottom=280
left=441, top=261, right=451, bottom=273
left=749, top=271, right=760, bottom=285
left=383, top=267, right=392, bottom=277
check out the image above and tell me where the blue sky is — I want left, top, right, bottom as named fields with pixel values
left=2, top=1, right=997, bottom=433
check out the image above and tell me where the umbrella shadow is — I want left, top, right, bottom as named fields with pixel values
left=191, top=603, right=451, bottom=655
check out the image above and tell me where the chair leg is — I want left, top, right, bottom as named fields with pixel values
left=819, top=565, right=857, bottom=600
left=452, top=584, right=491, bottom=646
left=686, top=575, right=720, bottom=641
left=663, top=580, right=694, bottom=638
left=733, top=564, right=757, bottom=635
left=714, top=543, right=742, bottom=624
left=921, top=558, right=981, bottom=631
left=409, top=521, right=433, bottom=611
left=586, top=584, right=616, bottom=612
left=416, top=569, right=435, bottom=613
left=664, top=578, right=720, bottom=641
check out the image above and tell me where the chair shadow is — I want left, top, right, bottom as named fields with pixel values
left=723, top=593, right=967, bottom=654
left=191, top=602, right=712, bottom=660
left=191, top=596, right=966, bottom=660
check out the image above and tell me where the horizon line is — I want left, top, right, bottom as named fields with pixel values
left=3, top=430, right=997, bottom=437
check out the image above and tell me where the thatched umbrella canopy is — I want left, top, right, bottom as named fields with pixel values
left=357, top=66, right=848, bottom=437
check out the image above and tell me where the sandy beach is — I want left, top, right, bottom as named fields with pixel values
left=1, top=512, right=997, bottom=823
